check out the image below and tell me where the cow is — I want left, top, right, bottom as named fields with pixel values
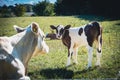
left=0, top=22, right=49, bottom=80
left=50, top=21, right=102, bottom=69
left=46, top=33, right=58, bottom=40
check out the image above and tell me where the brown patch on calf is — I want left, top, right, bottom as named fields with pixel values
left=62, top=30, right=71, bottom=57
left=62, top=30, right=71, bottom=49
left=84, top=21, right=101, bottom=47
left=78, top=28, right=83, bottom=36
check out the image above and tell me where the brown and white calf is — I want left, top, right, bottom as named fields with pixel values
left=0, top=22, right=49, bottom=80
left=50, top=21, right=102, bottom=68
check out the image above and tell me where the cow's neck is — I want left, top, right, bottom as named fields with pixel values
left=10, top=31, right=37, bottom=66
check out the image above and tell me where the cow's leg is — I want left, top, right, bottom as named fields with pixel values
left=66, top=46, right=73, bottom=66
left=20, top=76, right=30, bottom=80
left=25, top=63, right=28, bottom=75
left=66, top=48, right=73, bottom=66
left=73, top=47, right=78, bottom=64
left=25, top=67, right=28, bottom=75
left=96, top=35, right=102, bottom=67
left=96, top=51, right=102, bottom=67
left=18, top=63, right=30, bottom=80
left=87, top=45, right=93, bottom=68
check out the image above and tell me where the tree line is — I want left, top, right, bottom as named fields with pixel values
left=55, top=0, right=119, bottom=18
left=0, top=0, right=119, bottom=18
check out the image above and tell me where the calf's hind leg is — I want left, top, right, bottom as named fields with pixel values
left=87, top=45, right=93, bottom=68
left=96, top=35, right=102, bottom=67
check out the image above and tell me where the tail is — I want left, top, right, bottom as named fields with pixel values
left=97, top=25, right=102, bottom=53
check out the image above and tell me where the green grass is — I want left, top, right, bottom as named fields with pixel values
left=0, top=15, right=120, bottom=79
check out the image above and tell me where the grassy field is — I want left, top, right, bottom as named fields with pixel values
left=0, top=15, right=120, bottom=79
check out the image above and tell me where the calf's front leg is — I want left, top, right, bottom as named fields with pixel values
left=66, top=48, right=73, bottom=66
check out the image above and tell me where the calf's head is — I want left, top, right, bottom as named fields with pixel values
left=50, top=25, right=71, bottom=39
left=14, top=22, right=49, bottom=54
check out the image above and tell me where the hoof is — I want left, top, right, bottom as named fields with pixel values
left=73, top=61, right=78, bottom=65
left=86, top=66, right=92, bottom=70
left=66, top=64, right=71, bottom=67
left=20, top=76, right=30, bottom=80
left=95, top=63, right=101, bottom=67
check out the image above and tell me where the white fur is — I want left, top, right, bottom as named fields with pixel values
left=56, top=25, right=64, bottom=39
left=87, top=46, right=93, bottom=68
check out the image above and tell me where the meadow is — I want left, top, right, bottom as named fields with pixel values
left=0, top=15, right=120, bottom=79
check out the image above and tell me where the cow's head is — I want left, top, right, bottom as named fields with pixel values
left=50, top=25, right=71, bottom=39
left=14, top=22, right=49, bottom=54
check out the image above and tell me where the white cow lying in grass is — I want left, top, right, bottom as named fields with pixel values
left=50, top=21, right=102, bottom=69
left=0, top=22, right=49, bottom=80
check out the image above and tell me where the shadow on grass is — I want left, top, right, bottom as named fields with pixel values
left=74, top=15, right=105, bottom=21
left=75, top=66, right=98, bottom=75
left=28, top=66, right=99, bottom=79
left=38, top=68, right=73, bottom=79
left=74, top=15, right=120, bottom=21
left=115, top=23, right=120, bottom=26
left=39, top=67, right=98, bottom=79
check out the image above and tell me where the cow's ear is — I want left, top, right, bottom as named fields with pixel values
left=64, top=25, right=71, bottom=30
left=31, top=22, right=39, bottom=34
left=13, top=25, right=25, bottom=33
left=50, top=25, right=56, bottom=30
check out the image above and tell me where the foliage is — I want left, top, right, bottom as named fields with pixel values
left=0, top=16, right=120, bottom=79
left=55, top=0, right=120, bottom=18
left=13, top=4, right=26, bottom=17
left=0, top=5, right=13, bottom=17
left=43, top=3, right=55, bottom=16
left=0, top=5, right=9, bottom=14
left=33, top=1, right=55, bottom=16
left=0, top=4, right=26, bottom=17
left=0, top=0, right=120, bottom=18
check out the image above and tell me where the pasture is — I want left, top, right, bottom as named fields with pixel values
left=0, top=15, right=120, bottom=79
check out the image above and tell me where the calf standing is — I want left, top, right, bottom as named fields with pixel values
left=50, top=21, right=102, bottom=68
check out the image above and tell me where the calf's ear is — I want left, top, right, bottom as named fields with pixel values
left=50, top=25, right=56, bottom=30
left=13, top=25, right=25, bottom=33
left=64, top=25, right=71, bottom=30
left=31, top=22, right=39, bottom=34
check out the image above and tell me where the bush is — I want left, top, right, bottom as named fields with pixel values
left=13, top=4, right=26, bottom=17
left=33, top=1, right=55, bottom=16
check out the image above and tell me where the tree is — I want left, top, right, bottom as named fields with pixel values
left=90, top=0, right=120, bottom=18
left=25, top=4, right=33, bottom=12
left=43, top=3, right=55, bottom=16
left=13, top=4, right=26, bottom=17
left=55, top=0, right=89, bottom=15
left=54, top=0, right=63, bottom=15
left=55, top=0, right=120, bottom=18
left=0, top=5, right=10, bottom=17
left=33, top=0, right=55, bottom=16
